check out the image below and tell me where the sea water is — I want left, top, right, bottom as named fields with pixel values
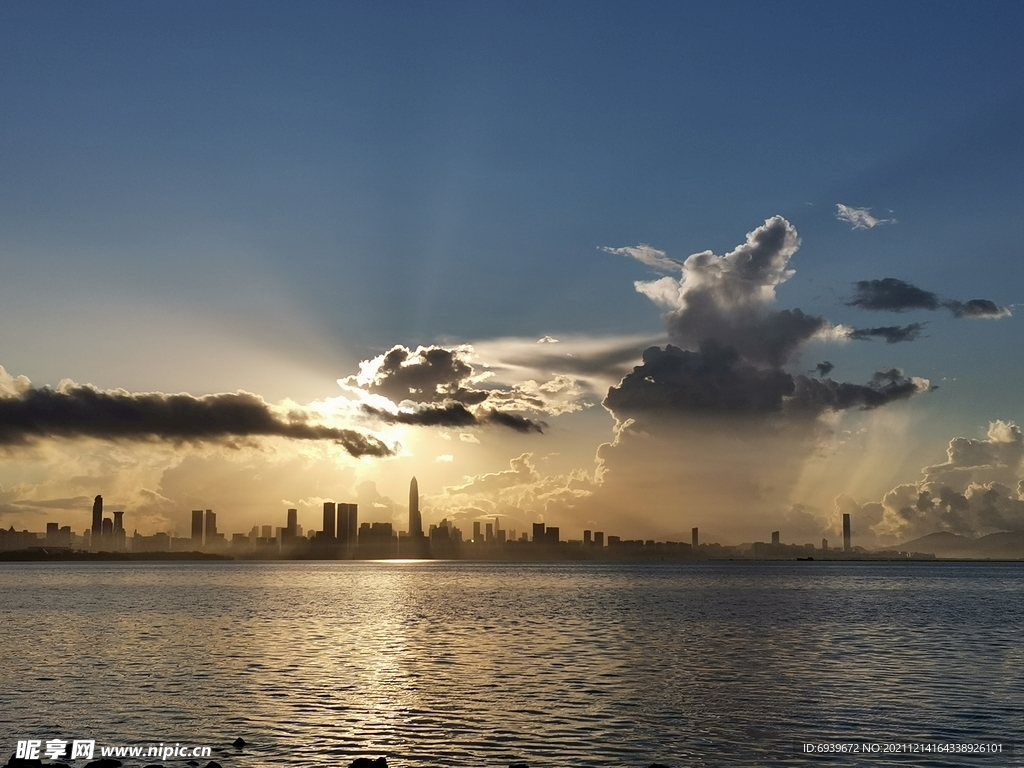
left=1, top=560, right=1021, bottom=766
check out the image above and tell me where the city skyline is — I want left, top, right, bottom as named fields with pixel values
left=1, top=4, right=1023, bottom=551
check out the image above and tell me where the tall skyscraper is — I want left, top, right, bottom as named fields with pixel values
left=337, top=504, right=350, bottom=544
left=92, top=495, right=103, bottom=536
left=692, top=527, right=699, bottom=547
left=205, top=510, right=217, bottom=541
left=286, top=508, right=297, bottom=538
left=191, top=510, right=204, bottom=543
left=771, top=530, right=780, bottom=545
left=409, top=477, right=423, bottom=537
left=843, top=513, right=851, bottom=552
left=113, top=511, right=123, bottom=532
left=323, top=502, right=336, bottom=539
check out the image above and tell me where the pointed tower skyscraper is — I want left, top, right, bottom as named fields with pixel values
left=409, top=476, right=423, bottom=538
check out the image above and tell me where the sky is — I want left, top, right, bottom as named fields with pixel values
left=1, top=1, right=1023, bottom=547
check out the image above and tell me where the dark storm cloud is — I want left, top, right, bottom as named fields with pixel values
left=0, top=384, right=394, bottom=457
left=347, top=345, right=489, bottom=405
left=848, top=323, right=926, bottom=344
left=848, top=278, right=1010, bottom=319
left=603, top=343, right=795, bottom=418
left=848, top=278, right=942, bottom=312
left=944, top=299, right=1012, bottom=319
left=603, top=344, right=928, bottom=422
left=363, top=402, right=546, bottom=433
left=814, top=361, right=835, bottom=377
left=483, top=410, right=547, bottom=434
left=789, top=368, right=927, bottom=413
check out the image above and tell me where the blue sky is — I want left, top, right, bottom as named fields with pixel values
left=1, top=2, right=1022, bottom=544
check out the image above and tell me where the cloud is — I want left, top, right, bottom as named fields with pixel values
left=841, top=420, right=1024, bottom=543
left=601, top=244, right=683, bottom=271
left=848, top=278, right=1010, bottom=319
left=848, top=323, right=926, bottom=344
left=0, top=374, right=394, bottom=457
left=435, top=454, right=454, bottom=463
left=435, top=453, right=596, bottom=531
left=814, top=361, right=835, bottom=377
left=345, top=344, right=587, bottom=432
left=608, top=217, right=838, bottom=366
left=362, top=402, right=546, bottom=433
left=537, top=336, right=559, bottom=343
left=944, top=299, right=1012, bottom=319
left=835, top=204, right=896, bottom=229
left=848, top=278, right=941, bottom=312
left=475, top=335, right=657, bottom=391
left=459, top=433, right=480, bottom=444
left=347, top=345, right=489, bottom=405
left=603, top=343, right=929, bottom=423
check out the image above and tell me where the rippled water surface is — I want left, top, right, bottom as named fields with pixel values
left=2, top=561, right=1022, bottom=766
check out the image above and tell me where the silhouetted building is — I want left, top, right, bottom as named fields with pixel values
left=821, top=538, right=828, bottom=551
left=546, top=526, right=559, bottom=544
left=92, top=495, right=103, bottom=537
left=485, top=522, right=493, bottom=543
left=409, top=477, right=423, bottom=538
left=286, top=508, right=298, bottom=537
left=584, top=530, right=592, bottom=545
left=191, top=510, right=204, bottom=544
left=113, top=511, right=123, bottom=532
left=692, top=527, right=699, bottom=547
left=843, top=513, right=851, bottom=552
left=322, top=502, right=336, bottom=539
left=771, top=530, right=780, bottom=545
left=473, top=521, right=482, bottom=542
left=341, top=503, right=358, bottom=546
left=205, top=510, right=217, bottom=541
left=532, top=522, right=545, bottom=542
left=594, top=531, right=604, bottom=548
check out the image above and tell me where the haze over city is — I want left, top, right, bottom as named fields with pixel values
left=2, top=2, right=1023, bottom=552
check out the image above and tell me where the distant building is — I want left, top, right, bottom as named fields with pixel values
left=91, top=495, right=103, bottom=537
left=322, top=502, right=336, bottom=539
left=821, top=538, right=828, bottom=551
left=771, top=531, right=780, bottom=545
left=532, top=522, right=545, bottom=542
left=843, top=513, right=851, bottom=552
left=205, top=510, right=217, bottom=542
left=692, top=527, right=699, bottom=548
left=473, top=521, right=482, bottom=543
left=594, top=531, right=604, bottom=548
left=583, top=530, right=592, bottom=545
left=409, top=477, right=423, bottom=538
left=286, top=508, right=298, bottom=538
left=191, top=510, right=204, bottom=544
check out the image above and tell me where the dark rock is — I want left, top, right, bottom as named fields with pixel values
left=348, top=759, right=388, bottom=768
left=84, top=760, right=122, bottom=768
left=232, top=737, right=246, bottom=749
left=203, top=762, right=222, bottom=768
left=649, top=764, right=670, bottom=768
left=509, top=764, right=530, bottom=768
left=187, top=762, right=199, bottom=767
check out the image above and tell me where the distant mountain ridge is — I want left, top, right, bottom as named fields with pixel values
left=894, top=531, right=1024, bottom=559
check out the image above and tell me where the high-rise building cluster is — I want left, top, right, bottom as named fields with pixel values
left=1, top=483, right=883, bottom=562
